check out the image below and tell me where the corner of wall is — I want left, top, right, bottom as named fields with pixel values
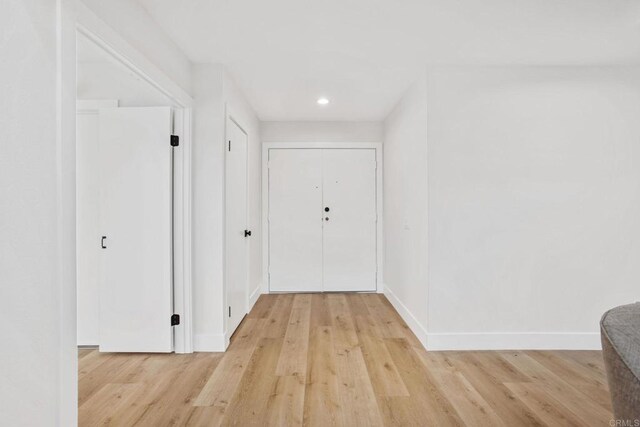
left=248, top=284, right=262, bottom=312
left=383, top=284, right=428, bottom=349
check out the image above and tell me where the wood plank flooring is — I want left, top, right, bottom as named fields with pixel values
left=79, top=293, right=612, bottom=426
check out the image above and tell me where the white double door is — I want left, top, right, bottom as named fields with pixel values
left=269, top=148, right=377, bottom=292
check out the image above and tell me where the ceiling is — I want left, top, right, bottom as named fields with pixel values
left=137, top=0, right=640, bottom=121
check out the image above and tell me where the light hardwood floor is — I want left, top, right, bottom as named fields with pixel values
left=79, top=293, right=612, bottom=426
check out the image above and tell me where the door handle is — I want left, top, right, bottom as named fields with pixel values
left=244, top=230, right=252, bottom=237
left=101, top=236, right=107, bottom=249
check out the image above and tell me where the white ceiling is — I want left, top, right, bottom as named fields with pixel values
left=137, top=0, right=640, bottom=121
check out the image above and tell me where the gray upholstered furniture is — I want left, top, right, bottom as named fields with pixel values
left=601, top=302, right=640, bottom=422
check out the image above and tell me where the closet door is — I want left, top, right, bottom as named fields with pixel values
left=225, top=118, right=249, bottom=337
left=268, top=149, right=323, bottom=292
left=322, top=149, right=377, bottom=291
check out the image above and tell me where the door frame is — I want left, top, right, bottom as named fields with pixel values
left=223, top=109, right=250, bottom=346
left=261, top=142, right=384, bottom=294
left=75, top=4, right=194, bottom=353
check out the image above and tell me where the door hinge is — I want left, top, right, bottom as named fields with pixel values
left=171, top=314, right=180, bottom=326
left=228, top=140, right=231, bottom=152
left=228, top=306, right=231, bottom=317
left=170, top=135, right=179, bottom=147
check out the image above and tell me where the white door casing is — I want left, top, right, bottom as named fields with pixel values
left=98, top=107, right=173, bottom=353
left=225, top=118, right=250, bottom=337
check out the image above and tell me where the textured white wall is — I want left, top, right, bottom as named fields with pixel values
left=77, top=61, right=172, bottom=106
left=1, top=1, right=76, bottom=424
left=383, top=78, right=429, bottom=345
left=427, top=67, right=640, bottom=349
left=191, top=64, right=226, bottom=350
left=80, top=0, right=192, bottom=95
left=261, top=121, right=383, bottom=143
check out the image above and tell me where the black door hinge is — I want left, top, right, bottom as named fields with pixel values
left=229, top=306, right=231, bottom=317
left=171, top=314, right=180, bottom=326
left=170, top=135, right=179, bottom=147
left=228, top=140, right=231, bottom=152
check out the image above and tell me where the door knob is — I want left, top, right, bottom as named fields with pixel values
left=325, top=207, right=330, bottom=212
left=325, top=217, right=330, bottom=221
left=244, top=230, right=252, bottom=237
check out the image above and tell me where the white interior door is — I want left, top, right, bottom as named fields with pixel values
left=322, top=149, right=377, bottom=291
left=268, top=149, right=323, bottom=292
left=225, top=118, right=249, bottom=337
left=99, top=107, right=173, bottom=353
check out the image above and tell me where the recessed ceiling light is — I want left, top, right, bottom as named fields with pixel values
left=317, top=97, right=330, bottom=105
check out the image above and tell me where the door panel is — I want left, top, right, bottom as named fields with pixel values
left=269, top=149, right=323, bottom=292
left=99, top=107, right=173, bottom=353
left=322, top=149, right=377, bottom=291
left=225, top=119, right=249, bottom=337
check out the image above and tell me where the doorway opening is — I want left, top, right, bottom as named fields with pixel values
left=75, top=26, right=193, bottom=354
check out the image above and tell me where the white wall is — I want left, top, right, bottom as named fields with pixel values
left=261, top=121, right=382, bottom=143
left=192, top=64, right=226, bottom=350
left=1, top=1, right=76, bottom=424
left=80, top=0, right=192, bottom=95
left=192, top=65, right=261, bottom=351
left=426, top=66, right=640, bottom=350
left=383, top=78, right=429, bottom=346
left=77, top=61, right=172, bottom=106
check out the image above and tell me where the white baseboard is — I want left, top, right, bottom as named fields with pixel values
left=248, top=284, right=262, bottom=312
left=426, top=332, right=602, bottom=351
left=383, top=284, right=428, bottom=349
left=193, top=333, right=226, bottom=352
left=383, top=284, right=601, bottom=351
left=201, top=286, right=263, bottom=354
